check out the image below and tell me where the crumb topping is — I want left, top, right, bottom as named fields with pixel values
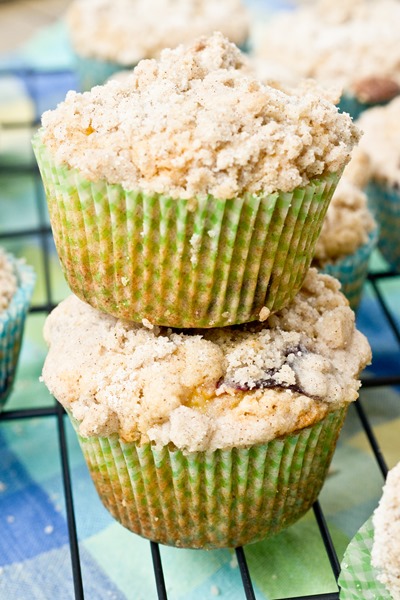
left=39, top=33, right=359, bottom=200
left=312, top=153, right=375, bottom=264
left=42, top=269, right=371, bottom=452
left=358, top=97, right=400, bottom=186
left=255, top=0, right=400, bottom=99
left=372, top=462, right=400, bottom=600
left=66, top=0, right=249, bottom=64
left=0, top=249, right=17, bottom=313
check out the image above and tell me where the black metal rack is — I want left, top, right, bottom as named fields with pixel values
left=0, top=68, right=399, bottom=600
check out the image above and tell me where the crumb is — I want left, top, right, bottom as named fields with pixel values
left=40, top=33, right=359, bottom=201
left=121, top=277, right=129, bottom=287
left=210, top=585, right=220, bottom=596
left=142, top=318, right=154, bottom=330
left=259, top=306, right=270, bottom=322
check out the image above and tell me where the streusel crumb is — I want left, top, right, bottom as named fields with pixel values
left=40, top=32, right=359, bottom=200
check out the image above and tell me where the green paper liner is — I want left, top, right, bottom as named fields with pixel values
left=0, top=253, right=35, bottom=410
left=69, top=406, right=347, bottom=549
left=33, top=136, right=341, bottom=327
left=366, top=181, right=400, bottom=272
left=339, top=517, right=392, bottom=599
left=318, top=225, right=378, bottom=311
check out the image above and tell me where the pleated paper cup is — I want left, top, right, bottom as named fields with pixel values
left=0, top=254, right=35, bottom=410
left=366, top=181, right=400, bottom=271
left=319, top=226, right=378, bottom=311
left=339, top=93, right=398, bottom=121
left=68, top=406, right=347, bottom=549
left=34, top=137, right=341, bottom=327
left=339, top=517, right=391, bottom=600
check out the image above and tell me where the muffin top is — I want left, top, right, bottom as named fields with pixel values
left=372, top=462, right=400, bottom=600
left=255, top=0, right=400, bottom=103
left=0, top=249, right=17, bottom=313
left=42, top=269, right=371, bottom=452
left=312, top=151, right=376, bottom=264
left=39, top=33, right=359, bottom=201
left=66, top=0, right=249, bottom=64
left=358, top=97, right=400, bottom=187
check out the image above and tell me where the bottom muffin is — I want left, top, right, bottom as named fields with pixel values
left=41, top=269, right=371, bottom=549
left=0, top=248, right=35, bottom=410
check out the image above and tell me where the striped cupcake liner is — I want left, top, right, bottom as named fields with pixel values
left=69, top=406, right=347, bottom=549
left=320, top=226, right=379, bottom=311
left=33, top=136, right=340, bottom=328
left=366, top=181, right=400, bottom=271
left=338, top=94, right=395, bottom=121
left=0, top=253, right=35, bottom=410
left=339, top=517, right=391, bottom=599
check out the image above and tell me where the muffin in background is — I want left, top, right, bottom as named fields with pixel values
left=66, top=0, right=250, bottom=89
left=41, top=269, right=371, bottom=549
left=0, top=249, right=35, bottom=410
left=312, top=150, right=378, bottom=310
left=34, top=33, right=359, bottom=328
left=253, top=0, right=400, bottom=119
left=357, top=97, right=400, bottom=271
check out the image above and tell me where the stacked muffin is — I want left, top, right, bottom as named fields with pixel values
left=35, top=34, right=371, bottom=548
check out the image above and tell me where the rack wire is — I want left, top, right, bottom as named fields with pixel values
left=0, top=67, right=399, bottom=600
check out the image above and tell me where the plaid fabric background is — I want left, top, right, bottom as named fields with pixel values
left=0, top=1, right=400, bottom=598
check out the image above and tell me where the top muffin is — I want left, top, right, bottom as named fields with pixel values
left=66, top=0, right=249, bottom=65
left=255, top=0, right=400, bottom=107
left=40, top=32, right=359, bottom=200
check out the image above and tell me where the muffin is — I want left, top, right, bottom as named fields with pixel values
left=312, top=150, right=378, bottom=310
left=33, top=33, right=359, bottom=328
left=357, top=98, right=400, bottom=271
left=66, top=0, right=250, bottom=90
left=41, top=268, right=371, bottom=549
left=339, top=462, right=400, bottom=600
left=372, top=462, right=400, bottom=599
left=254, top=0, right=400, bottom=119
left=0, top=248, right=35, bottom=410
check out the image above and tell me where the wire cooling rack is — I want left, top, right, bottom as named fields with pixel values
left=0, top=68, right=400, bottom=600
